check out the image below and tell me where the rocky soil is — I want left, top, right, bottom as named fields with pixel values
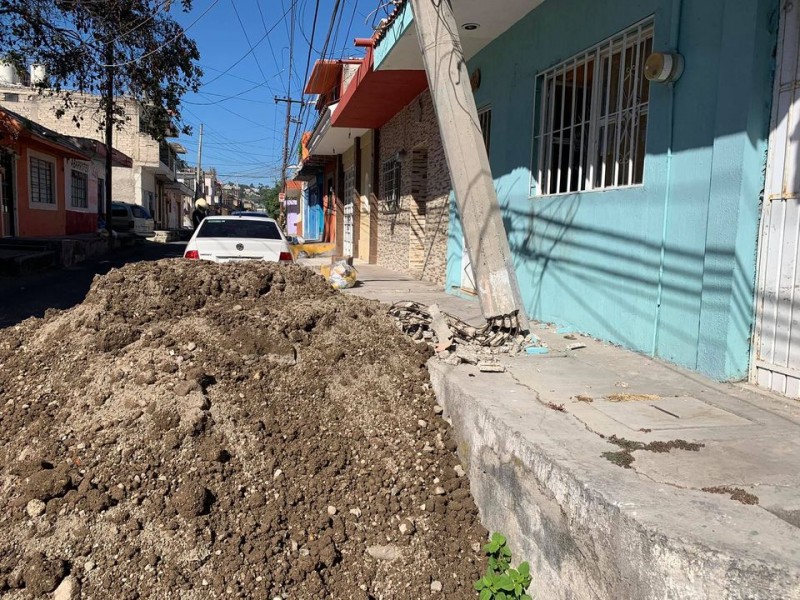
left=0, top=261, right=487, bottom=599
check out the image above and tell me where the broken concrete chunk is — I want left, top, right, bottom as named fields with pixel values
left=477, top=361, right=505, bottom=373
left=429, top=304, right=454, bottom=353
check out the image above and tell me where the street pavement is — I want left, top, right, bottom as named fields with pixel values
left=0, top=240, right=186, bottom=328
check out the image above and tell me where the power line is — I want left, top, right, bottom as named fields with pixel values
left=99, top=0, right=222, bottom=68
left=287, top=0, right=342, bottom=165
left=229, top=0, right=280, bottom=97
left=199, top=0, right=295, bottom=88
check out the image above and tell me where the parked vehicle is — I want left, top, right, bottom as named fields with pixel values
left=111, top=202, right=155, bottom=237
left=183, top=215, right=294, bottom=264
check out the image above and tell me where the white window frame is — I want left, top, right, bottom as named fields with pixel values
left=28, top=151, right=57, bottom=209
left=532, top=18, right=653, bottom=197
left=70, top=168, right=89, bottom=209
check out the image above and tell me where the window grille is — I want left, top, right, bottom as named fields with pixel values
left=535, top=19, right=653, bottom=195
left=344, top=167, right=355, bottom=205
left=478, top=106, right=492, bottom=154
left=381, top=158, right=401, bottom=213
left=71, top=170, right=88, bottom=208
left=30, top=157, right=54, bottom=204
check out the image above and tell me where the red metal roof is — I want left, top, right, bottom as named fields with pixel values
left=331, top=47, right=428, bottom=129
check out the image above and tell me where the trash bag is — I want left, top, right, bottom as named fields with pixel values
left=328, top=260, right=358, bottom=289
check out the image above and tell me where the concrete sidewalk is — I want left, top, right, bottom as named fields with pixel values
left=304, top=258, right=800, bottom=599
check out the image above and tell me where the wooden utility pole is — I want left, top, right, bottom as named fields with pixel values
left=104, top=41, right=114, bottom=250
left=410, top=0, right=529, bottom=329
left=195, top=123, right=204, bottom=200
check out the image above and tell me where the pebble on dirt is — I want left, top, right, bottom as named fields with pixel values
left=0, top=261, right=487, bottom=599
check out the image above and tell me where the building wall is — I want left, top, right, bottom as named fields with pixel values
left=65, top=157, right=101, bottom=234
left=443, top=0, right=777, bottom=380
left=378, top=91, right=450, bottom=284
left=14, top=144, right=67, bottom=237
left=358, top=130, right=375, bottom=262
left=1, top=90, right=160, bottom=207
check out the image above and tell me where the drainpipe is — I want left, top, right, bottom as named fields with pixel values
left=652, top=0, right=683, bottom=355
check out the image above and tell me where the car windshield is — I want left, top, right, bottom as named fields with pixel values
left=197, top=219, right=282, bottom=240
left=131, top=205, right=151, bottom=219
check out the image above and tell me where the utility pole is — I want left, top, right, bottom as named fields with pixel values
left=104, top=40, right=114, bottom=251
left=276, top=96, right=305, bottom=226
left=410, top=0, right=529, bottom=330
left=277, top=0, right=297, bottom=230
left=195, top=123, right=204, bottom=200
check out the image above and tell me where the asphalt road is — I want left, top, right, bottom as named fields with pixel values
left=0, top=241, right=186, bottom=329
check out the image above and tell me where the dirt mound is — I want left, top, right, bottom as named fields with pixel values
left=0, top=261, right=487, bottom=599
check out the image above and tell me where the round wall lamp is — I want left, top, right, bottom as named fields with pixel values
left=462, top=23, right=480, bottom=31
left=644, top=52, right=684, bottom=83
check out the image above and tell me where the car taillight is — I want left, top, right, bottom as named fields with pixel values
left=279, top=251, right=293, bottom=263
left=184, top=250, right=199, bottom=260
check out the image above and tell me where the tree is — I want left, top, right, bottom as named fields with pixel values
left=1, top=0, right=203, bottom=242
left=1, top=0, right=201, bottom=137
left=258, top=182, right=281, bottom=219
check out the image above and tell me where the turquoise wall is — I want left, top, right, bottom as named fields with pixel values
left=443, top=0, right=777, bottom=381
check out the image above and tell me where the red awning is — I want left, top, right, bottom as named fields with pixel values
left=304, top=61, right=343, bottom=95
left=331, top=47, right=428, bottom=129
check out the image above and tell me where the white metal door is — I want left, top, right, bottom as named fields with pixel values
left=343, top=167, right=355, bottom=257
left=752, top=0, right=800, bottom=395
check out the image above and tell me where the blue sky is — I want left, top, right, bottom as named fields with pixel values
left=172, top=0, right=381, bottom=186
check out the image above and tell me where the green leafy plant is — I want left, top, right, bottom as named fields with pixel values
left=474, top=532, right=533, bottom=600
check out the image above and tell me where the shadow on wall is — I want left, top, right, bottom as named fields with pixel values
left=448, top=163, right=760, bottom=378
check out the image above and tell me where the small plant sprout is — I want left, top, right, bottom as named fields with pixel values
left=473, top=532, right=532, bottom=600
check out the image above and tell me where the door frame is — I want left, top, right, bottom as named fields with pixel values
left=0, top=149, right=17, bottom=237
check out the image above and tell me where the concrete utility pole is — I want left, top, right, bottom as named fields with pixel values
left=410, top=0, right=529, bottom=330
left=104, top=41, right=114, bottom=251
left=195, top=123, right=204, bottom=200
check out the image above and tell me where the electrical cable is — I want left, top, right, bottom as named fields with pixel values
left=229, top=0, right=280, bottom=97
left=198, top=0, right=295, bottom=88
left=99, top=0, right=222, bottom=67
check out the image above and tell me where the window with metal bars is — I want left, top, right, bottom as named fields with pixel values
left=534, top=19, right=653, bottom=196
left=344, top=167, right=355, bottom=205
left=478, top=105, right=492, bottom=154
left=30, top=156, right=55, bottom=204
left=381, top=158, right=401, bottom=213
left=71, top=170, right=88, bottom=208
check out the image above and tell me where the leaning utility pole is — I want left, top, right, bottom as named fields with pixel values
left=104, top=40, right=114, bottom=251
left=195, top=123, right=204, bottom=200
left=410, top=0, right=529, bottom=330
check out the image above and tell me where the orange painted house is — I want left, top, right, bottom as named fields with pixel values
left=0, top=107, right=132, bottom=238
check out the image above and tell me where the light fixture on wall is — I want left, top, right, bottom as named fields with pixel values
left=395, top=149, right=407, bottom=161
left=644, top=52, right=684, bottom=83
left=463, top=23, right=480, bottom=31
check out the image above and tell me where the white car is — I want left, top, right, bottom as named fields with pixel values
left=111, top=202, right=155, bottom=237
left=183, top=215, right=294, bottom=264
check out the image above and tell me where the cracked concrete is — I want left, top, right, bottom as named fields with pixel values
left=305, top=259, right=800, bottom=599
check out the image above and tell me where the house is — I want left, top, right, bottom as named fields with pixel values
left=296, top=58, right=381, bottom=259
left=0, top=107, right=131, bottom=238
left=365, top=0, right=796, bottom=390
left=0, top=81, right=187, bottom=230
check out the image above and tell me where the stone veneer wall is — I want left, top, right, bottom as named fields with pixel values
left=377, top=91, right=451, bottom=285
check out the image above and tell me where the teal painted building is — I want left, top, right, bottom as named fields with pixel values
left=376, top=0, right=779, bottom=381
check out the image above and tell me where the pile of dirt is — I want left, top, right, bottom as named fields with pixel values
left=0, top=261, right=488, bottom=599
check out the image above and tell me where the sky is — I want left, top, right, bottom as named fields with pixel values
left=171, top=0, right=384, bottom=187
